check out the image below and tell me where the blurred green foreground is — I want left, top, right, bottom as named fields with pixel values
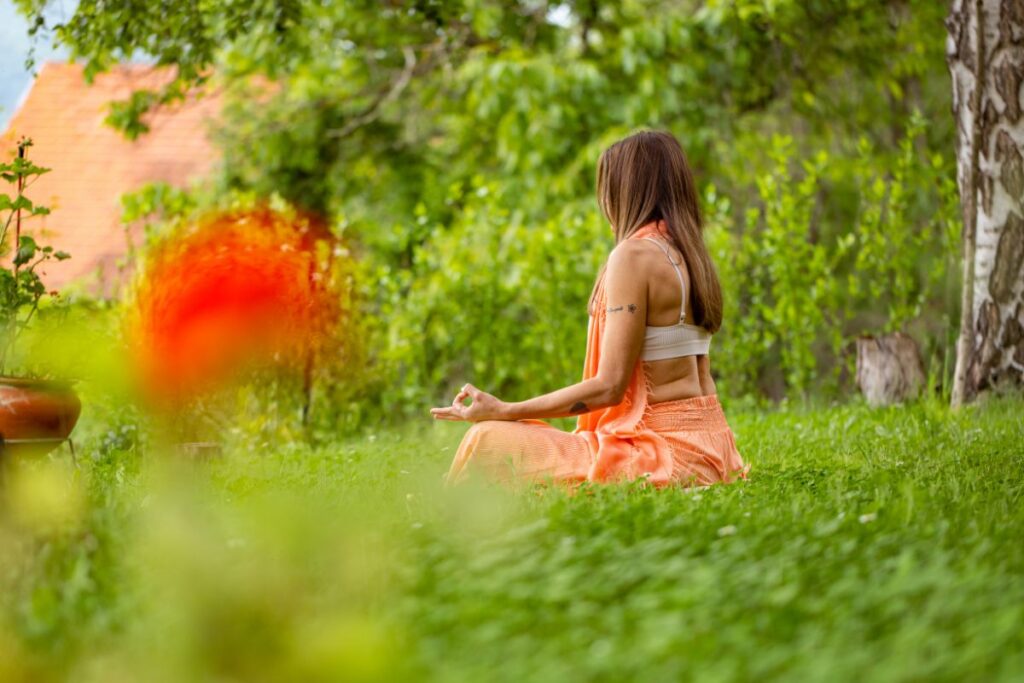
left=1, top=395, right=1021, bottom=682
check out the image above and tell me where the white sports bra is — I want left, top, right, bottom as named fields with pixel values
left=639, top=236, right=712, bottom=361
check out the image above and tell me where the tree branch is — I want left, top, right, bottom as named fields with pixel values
left=326, top=46, right=419, bottom=139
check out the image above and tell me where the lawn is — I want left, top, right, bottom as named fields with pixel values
left=1, top=396, right=1022, bottom=682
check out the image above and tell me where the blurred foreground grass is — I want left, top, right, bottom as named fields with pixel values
left=0, top=395, right=1022, bottom=682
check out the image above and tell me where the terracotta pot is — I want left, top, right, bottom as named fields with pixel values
left=0, top=377, right=81, bottom=458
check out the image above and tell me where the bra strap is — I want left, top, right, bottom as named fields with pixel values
left=643, top=236, right=686, bottom=322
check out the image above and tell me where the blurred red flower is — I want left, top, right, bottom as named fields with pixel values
left=130, top=207, right=338, bottom=406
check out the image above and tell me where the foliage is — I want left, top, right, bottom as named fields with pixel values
left=846, top=113, right=961, bottom=336
left=15, top=0, right=305, bottom=139
left=214, top=0, right=957, bottom=417
left=371, top=187, right=609, bottom=412
left=709, top=138, right=849, bottom=398
left=15, top=0, right=962, bottom=421
left=0, top=138, right=70, bottom=376
left=1, top=395, right=1022, bottom=680
left=708, top=121, right=960, bottom=400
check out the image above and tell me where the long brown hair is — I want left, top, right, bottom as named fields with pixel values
left=589, top=130, right=723, bottom=333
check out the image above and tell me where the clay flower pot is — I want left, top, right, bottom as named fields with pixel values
left=0, top=378, right=81, bottom=458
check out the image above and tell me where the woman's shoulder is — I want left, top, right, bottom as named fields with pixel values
left=607, top=237, right=663, bottom=270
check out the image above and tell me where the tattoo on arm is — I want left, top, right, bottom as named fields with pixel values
left=627, top=303, right=637, bottom=314
left=570, top=401, right=588, bottom=414
left=606, top=305, right=623, bottom=313
left=607, top=304, right=639, bottom=314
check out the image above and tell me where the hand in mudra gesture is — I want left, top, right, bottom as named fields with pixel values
left=430, top=383, right=508, bottom=422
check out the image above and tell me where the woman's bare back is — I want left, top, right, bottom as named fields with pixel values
left=636, top=239, right=717, bottom=403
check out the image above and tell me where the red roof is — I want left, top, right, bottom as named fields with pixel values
left=1, top=62, right=221, bottom=293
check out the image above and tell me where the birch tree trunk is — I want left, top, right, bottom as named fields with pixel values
left=947, top=0, right=1024, bottom=406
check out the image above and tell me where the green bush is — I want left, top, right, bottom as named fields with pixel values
left=372, top=187, right=609, bottom=412
left=98, top=1, right=964, bottom=431
left=708, top=120, right=959, bottom=402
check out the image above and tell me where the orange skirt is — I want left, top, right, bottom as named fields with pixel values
left=446, top=394, right=746, bottom=487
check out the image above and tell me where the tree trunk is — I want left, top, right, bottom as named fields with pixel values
left=948, top=0, right=1024, bottom=406
left=856, top=333, right=927, bottom=406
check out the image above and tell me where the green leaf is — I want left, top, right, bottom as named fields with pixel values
left=11, top=196, right=33, bottom=212
left=14, top=235, right=38, bottom=266
left=54, top=251, right=71, bottom=261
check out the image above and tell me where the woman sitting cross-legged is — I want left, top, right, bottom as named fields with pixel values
left=430, top=130, right=747, bottom=487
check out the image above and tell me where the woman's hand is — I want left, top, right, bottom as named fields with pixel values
left=430, top=383, right=510, bottom=422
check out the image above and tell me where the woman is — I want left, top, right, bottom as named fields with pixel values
left=431, top=130, right=746, bottom=487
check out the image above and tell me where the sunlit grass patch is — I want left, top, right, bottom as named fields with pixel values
left=0, top=396, right=1021, bottom=681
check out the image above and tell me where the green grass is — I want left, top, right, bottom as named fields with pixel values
left=1, top=396, right=1022, bottom=682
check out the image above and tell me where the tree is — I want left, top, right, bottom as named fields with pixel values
left=947, top=0, right=1024, bottom=406
left=15, top=0, right=964, bottom=416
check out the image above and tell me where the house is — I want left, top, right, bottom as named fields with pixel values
left=1, top=62, right=221, bottom=293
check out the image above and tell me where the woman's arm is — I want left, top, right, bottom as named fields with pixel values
left=501, top=244, right=649, bottom=419
left=431, top=242, right=650, bottom=422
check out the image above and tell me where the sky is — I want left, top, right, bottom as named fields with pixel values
left=0, top=1, right=68, bottom=129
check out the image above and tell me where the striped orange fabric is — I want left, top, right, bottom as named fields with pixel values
left=446, top=222, right=747, bottom=487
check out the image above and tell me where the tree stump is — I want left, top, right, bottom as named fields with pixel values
left=856, top=333, right=926, bottom=406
